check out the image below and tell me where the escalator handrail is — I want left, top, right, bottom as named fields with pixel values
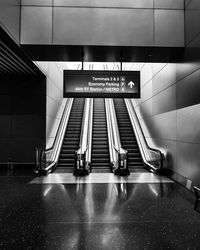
left=78, top=98, right=88, bottom=154
left=105, top=98, right=125, bottom=170
left=105, top=98, right=116, bottom=165
left=77, top=98, right=93, bottom=165
left=129, top=99, right=162, bottom=155
left=40, top=98, right=74, bottom=172
left=125, top=99, right=163, bottom=171
left=86, top=98, right=93, bottom=164
left=109, top=99, right=122, bottom=151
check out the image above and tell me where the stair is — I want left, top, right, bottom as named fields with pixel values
left=91, top=98, right=110, bottom=173
left=56, top=98, right=85, bottom=173
left=113, top=98, right=144, bottom=172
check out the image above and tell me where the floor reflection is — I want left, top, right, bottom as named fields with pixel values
left=1, top=178, right=200, bottom=249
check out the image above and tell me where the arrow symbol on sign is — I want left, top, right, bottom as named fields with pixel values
left=128, top=81, right=135, bottom=88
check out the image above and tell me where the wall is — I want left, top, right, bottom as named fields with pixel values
left=134, top=0, right=200, bottom=188
left=35, top=62, right=65, bottom=148
left=0, top=0, right=21, bottom=43
left=0, top=75, right=46, bottom=165
left=20, top=0, right=184, bottom=47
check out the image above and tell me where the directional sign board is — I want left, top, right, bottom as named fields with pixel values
left=64, top=70, right=140, bottom=98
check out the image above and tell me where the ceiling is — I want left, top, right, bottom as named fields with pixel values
left=0, top=27, right=44, bottom=75
left=22, top=45, right=184, bottom=63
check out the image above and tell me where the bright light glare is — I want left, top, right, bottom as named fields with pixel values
left=35, top=61, right=146, bottom=71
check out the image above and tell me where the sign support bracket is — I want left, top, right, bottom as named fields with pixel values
left=81, top=47, right=84, bottom=71
left=120, top=52, right=123, bottom=71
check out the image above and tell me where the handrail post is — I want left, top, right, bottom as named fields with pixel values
left=114, top=148, right=129, bottom=175
left=75, top=150, right=86, bottom=172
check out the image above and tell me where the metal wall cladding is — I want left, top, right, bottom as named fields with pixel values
left=176, top=142, right=200, bottom=183
left=176, top=62, right=200, bottom=83
left=21, top=0, right=184, bottom=9
left=141, top=81, right=152, bottom=103
left=152, top=84, right=176, bottom=115
left=139, top=60, right=200, bottom=182
left=177, top=103, right=200, bottom=144
left=150, top=111, right=177, bottom=141
left=176, top=67, right=200, bottom=109
left=137, top=0, right=200, bottom=184
left=186, top=0, right=200, bottom=10
left=52, top=0, right=153, bottom=8
left=21, top=6, right=52, bottom=44
left=0, top=0, right=20, bottom=43
left=139, top=110, right=176, bottom=141
left=152, top=64, right=176, bottom=96
left=21, top=0, right=52, bottom=6
left=185, top=0, right=193, bottom=8
left=154, top=0, right=184, bottom=9
left=47, top=79, right=62, bottom=106
left=53, top=8, right=154, bottom=46
left=141, top=63, right=153, bottom=87
left=152, top=63, right=167, bottom=76
left=185, top=6, right=200, bottom=45
left=184, top=34, right=200, bottom=67
left=137, top=99, right=153, bottom=119
left=36, top=62, right=64, bottom=147
left=154, top=10, right=184, bottom=47
left=20, top=5, right=184, bottom=47
left=46, top=116, right=60, bottom=138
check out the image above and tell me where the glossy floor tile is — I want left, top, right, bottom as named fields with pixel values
left=30, top=172, right=173, bottom=184
left=0, top=176, right=200, bottom=249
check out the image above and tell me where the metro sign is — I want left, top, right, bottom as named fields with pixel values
left=128, top=81, right=135, bottom=88
left=64, top=70, right=140, bottom=98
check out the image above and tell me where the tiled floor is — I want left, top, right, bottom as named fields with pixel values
left=0, top=171, right=200, bottom=249
left=30, top=172, right=173, bottom=184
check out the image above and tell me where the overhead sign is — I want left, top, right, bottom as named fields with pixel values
left=64, top=70, right=140, bottom=98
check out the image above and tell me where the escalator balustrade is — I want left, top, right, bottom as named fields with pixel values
left=113, top=98, right=144, bottom=171
left=56, top=98, right=85, bottom=173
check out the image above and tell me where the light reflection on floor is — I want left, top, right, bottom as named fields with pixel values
left=2, top=173, right=200, bottom=249
left=30, top=172, right=173, bottom=184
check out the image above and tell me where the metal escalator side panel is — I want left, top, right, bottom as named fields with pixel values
left=40, top=98, right=74, bottom=174
left=125, top=99, right=163, bottom=174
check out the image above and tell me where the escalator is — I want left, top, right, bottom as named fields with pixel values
left=113, top=99, right=144, bottom=172
left=91, top=98, right=110, bottom=172
left=56, top=98, right=85, bottom=173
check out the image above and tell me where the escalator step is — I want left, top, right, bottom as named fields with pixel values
left=114, top=98, right=144, bottom=173
left=91, top=98, right=110, bottom=171
left=56, top=98, right=84, bottom=171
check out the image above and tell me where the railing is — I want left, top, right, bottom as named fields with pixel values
left=125, top=99, right=163, bottom=174
left=38, top=98, right=74, bottom=174
left=75, top=98, right=93, bottom=175
left=105, top=98, right=129, bottom=175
